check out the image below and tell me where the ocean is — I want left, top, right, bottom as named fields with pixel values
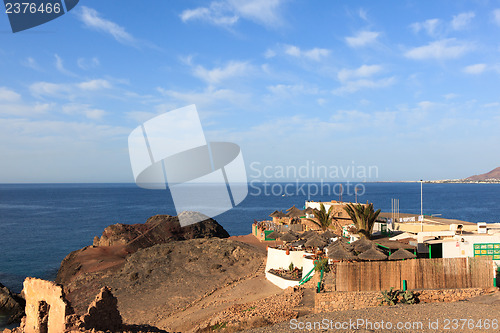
left=1, top=182, right=499, bottom=296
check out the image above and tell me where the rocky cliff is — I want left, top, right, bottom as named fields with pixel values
left=56, top=213, right=230, bottom=285
left=93, top=213, right=230, bottom=250
left=0, top=283, right=24, bottom=325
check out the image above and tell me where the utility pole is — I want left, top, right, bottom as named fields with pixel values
left=420, top=180, right=423, bottom=232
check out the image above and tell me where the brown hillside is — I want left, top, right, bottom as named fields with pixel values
left=466, top=167, right=500, bottom=181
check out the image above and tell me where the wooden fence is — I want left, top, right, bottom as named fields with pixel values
left=333, top=257, right=494, bottom=291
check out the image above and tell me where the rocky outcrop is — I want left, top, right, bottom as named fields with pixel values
left=466, top=166, right=500, bottom=181
left=0, top=283, right=24, bottom=325
left=61, top=238, right=265, bottom=328
left=81, top=286, right=122, bottom=332
left=93, top=214, right=229, bottom=251
left=56, top=213, right=230, bottom=285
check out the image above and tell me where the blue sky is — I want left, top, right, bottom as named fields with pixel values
left=1, top=0, right=500, bottom=182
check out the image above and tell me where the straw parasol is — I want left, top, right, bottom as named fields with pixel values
left=301, top=230, right=319, bottom=239
left=304, top=207, right=315, bottom=214
left=328, top=239, right=354, bottom=251
left=291, top=239, right=307, bottom=247
left=266, top=230, right=282, bottom=240
left=269, top=210, right=286, bottom=218
left=327, top=245, right=358, bottom=261
left=305, top=236, right=328, bottom=248
left=322, top=229, right=338, bottom=240
left=352, top=237, right=374, bottom=253
left=280, top=232, right=298, bottom=242
left=388, top=248, right=417, bottom=260
left=358, top=247, right=388, bottom=261
left=286, top=205, right=305, bottom=218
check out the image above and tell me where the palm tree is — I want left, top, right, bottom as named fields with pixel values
left=306, top=203, right=341, bottom=232
left=343, top=203, right=381, bottom=239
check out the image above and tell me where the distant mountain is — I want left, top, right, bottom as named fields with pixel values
left=466, top=167, right=500, bottom=181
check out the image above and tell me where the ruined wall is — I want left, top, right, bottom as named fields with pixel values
left=22, top=278, right=70, bottom=333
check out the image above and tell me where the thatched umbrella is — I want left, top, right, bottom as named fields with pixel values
left=388, top=248, right=416, bottom=260
left=358, top=247, right=388, bottom=261
left=304, top=207, right=315, bottom=214
left=352, top=237, right=374, bottom=253
left=266, top=230, right=282, bottom=240
left=280, top=232, right=298, bottom=243
left=328, top=240, right=354, bottom=252
left=291, top=239, right=307, bottom=247
left=269, top=210, right=286, bottom=218
left=305, top=236, right=328, bottom=248
left=327, top=245, right=358, bottom=261
left=301, top=230, right=320, bottom=239
left=286, top=205, right=305, bottom=218
left=322, top=229, right=338, bottom=240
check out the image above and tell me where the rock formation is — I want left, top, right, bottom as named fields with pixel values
left=92, top=214, right=229, bottom=250
left=81, top=287, right=122, bottom=332
left=0, top=283, right=24, bottom=325
left=60, top=238, right=265, bottom=328
left=466, top=166, right=500, bottom=181
left=56, top=213, right=230, bottom=285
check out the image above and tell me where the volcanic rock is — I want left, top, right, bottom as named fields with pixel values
left=0, top=283, right=24, bottom=324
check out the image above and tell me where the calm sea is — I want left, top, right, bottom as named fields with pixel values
left=1, top=182, right=499, bottom=295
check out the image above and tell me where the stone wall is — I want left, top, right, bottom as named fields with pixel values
left=315, top=288, right=492, bottom=313
left=23, top=278, right=71, bottom=333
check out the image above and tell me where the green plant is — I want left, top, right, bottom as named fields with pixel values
left=343, top=203, right=381, bottom=239
left=314, top=257, right=330, bottom=273
left=400, top=290, right=417, bottom=304
left=289, top=262, right=294, bottom=271
left=212, top=322, right=227, bottom=330
left=305, top=203, right=341, bottom=232
left=379, top=287, right=400, bottom=306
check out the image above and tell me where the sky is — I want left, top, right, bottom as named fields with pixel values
left=1, top=0, right=500, bottom=183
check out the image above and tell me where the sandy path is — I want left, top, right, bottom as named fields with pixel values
left=156, top=275, right=282, bottom=332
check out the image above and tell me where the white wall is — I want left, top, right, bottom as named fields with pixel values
left=265, top=248, right=316, bottom=289
left=265, top=272, right=300, bottom=289
left=442, top=235, right=500, bottom=267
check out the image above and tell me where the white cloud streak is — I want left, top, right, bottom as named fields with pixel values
left=284, top=44, right=330, bottom=61
left=345, top=31, right=379, bottom=47
left=77, top=6, right=137, bottom=45
left=405, top=38, right=474, bottom=60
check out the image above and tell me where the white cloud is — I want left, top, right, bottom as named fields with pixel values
left=30, top=82, right=72, bottom=98
left=410, top=19, right=441, bottom=36
left=264, top=49, right=276, bottom=58
left=267, top=84, right=319, bottom=96
left=62, top=103, right=107, bottom=120
left=55, top=54, right=77, bottom=77
left=77, top=57, right=100, bottom=70
left=78, top=79, right=112, bottom=91
left=227, top=0, right=285, bottom=26
left=463, top=63, right=487, bottom=74
left=22, top=57, right=42, bottom=71
left=77, top=6, right=137, bottom=45
left=405, top=38, right=473, bottom=60
left=158, top=86, right=250, bottom=108
left=0, top=87, right=21, bottom=102
left=180, top=0, right=286, bottom=27
left=493, top=9, right=500, bottom=26
left=333, top=77, right=396, bottom=94
left=359, top=8, right=368, bottom=21
left=444, top=93, right=458, bottom=100
left=192, top=61, right=252, bottom=85
left=337, top=65, right=383, bottom=82
left=284, top=44, right=330, bottom=61
left=180, top=2, right=238, bottom=26
left=345, top=31, right=379, bottom=47
left=451, top=12, right=475, bottom=30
